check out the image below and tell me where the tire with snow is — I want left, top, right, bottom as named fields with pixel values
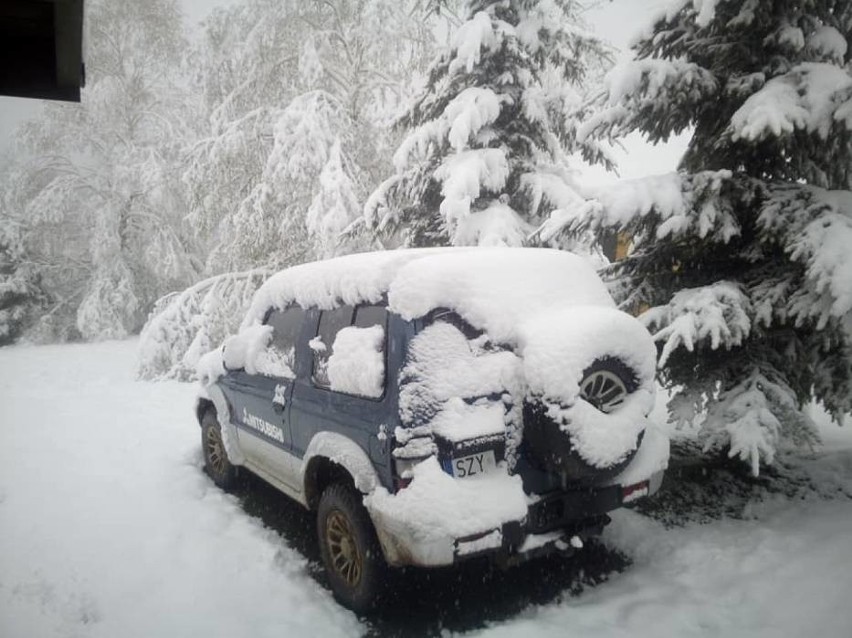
left=317, top=483, right=386, bottom=613
left=523, top=357, right=642, bottom=482
left=201, top=409, right=237, bottom=489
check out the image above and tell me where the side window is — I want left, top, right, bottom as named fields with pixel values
left=424, top=307, right=482, bottom=340
left=255, top=306, right=305, bottom=379
left=312, top=305, right=387, bottom=399
left=311, top=306, right=354, bottom=387
left=353, top=305, right=387, bottom=330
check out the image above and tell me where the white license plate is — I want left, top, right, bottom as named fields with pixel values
left=451, top=450, right=497, bottom=479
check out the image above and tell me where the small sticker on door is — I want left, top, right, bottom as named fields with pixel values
left=273, top=384, right=287, bottom=407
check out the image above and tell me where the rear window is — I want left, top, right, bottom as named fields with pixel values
left=354, top=305, right=387, bottom=329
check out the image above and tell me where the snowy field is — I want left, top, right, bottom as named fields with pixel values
left=2, top=340, right=852, bottom=637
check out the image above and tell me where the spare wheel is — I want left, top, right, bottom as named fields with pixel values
left=522, top=357, right=644, bottom=482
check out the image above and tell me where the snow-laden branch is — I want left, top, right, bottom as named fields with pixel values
left=758, top=185, right=852, bottom=328
left=642, top=281, right=752, bottom=367
left=137, top=269, right=271, bottom=381
left=537, top=169, right=738, bottom=246
left=579, top=58, right=718, bottom=144
left=729, top=63, right=852, bottom=142
left=702, top=369, right=817, bottom=476
left=393, top=87, right=509, bottom=170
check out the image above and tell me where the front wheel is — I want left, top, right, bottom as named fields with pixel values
left=201, top=409, right=237, bottom=489
left=317, top=483, right=386, bottom=613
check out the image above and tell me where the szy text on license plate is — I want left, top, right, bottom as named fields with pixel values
left=452, top=450, right=497, bottom=478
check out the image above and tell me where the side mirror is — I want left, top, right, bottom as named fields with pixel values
left=221, top=341, right=243, bottom=372
left=221, top=343, right=232, bottom=371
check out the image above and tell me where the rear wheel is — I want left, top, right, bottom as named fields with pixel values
left=317, top=483, right=385, bottom=613
left=201, top=410, right=237, bottom=489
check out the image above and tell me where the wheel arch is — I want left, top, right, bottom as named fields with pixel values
left=301, top=432, right=381, bottom=511
left=196, top=397, right=214, bottom=425
left=196, top=385, right=244, bottom=466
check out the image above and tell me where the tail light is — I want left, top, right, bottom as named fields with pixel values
left=622, top=480, right=650, bottom=503
left=392, top=456, right=423, bottom=491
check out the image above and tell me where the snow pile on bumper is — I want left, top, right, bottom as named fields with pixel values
left=364, top=457, right=527, bottom=566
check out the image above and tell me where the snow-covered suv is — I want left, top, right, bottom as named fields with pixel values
left=195, top=247, right=668, bottom=611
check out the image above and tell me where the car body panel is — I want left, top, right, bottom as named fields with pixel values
left=197, top=251, right=667, bottom=569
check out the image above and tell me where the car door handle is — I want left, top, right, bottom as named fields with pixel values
left=273, top=400, right=285, bottom=413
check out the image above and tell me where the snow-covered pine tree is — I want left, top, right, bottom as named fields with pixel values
left=364, top=0, right=611, bottom=248
left=541, top=0, right=852, bottom=474
left=0, top=223, right=46, bottom=345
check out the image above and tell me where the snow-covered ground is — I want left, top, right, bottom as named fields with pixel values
left=2, top=340, right=852, bottom=637
left=472, top=488, right=852, bottom=637
left=0, top=340, right=360, bottom=638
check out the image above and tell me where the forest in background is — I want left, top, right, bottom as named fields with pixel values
left=1, top=0, right=851, bottom=475
left=0, top=0, right=448, bottom=343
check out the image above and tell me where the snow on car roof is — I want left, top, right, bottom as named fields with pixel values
left=242, top=247, right=614, bottom=343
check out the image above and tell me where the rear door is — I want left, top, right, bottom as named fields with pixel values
left=289, top=304, right=398, bottom=487
left=220, top=305, right=306, bottom=488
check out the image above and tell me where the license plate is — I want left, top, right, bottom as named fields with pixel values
left=451, top=450, right=497, bottom=478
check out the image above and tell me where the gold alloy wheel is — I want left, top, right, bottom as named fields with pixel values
left=205, top=426, right=227, bottom=475
left=326, top=510, right=363, bottom=587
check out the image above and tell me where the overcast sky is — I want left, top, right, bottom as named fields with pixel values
left=0, top=0, right=688, bottom=178
left=581, top=0, right=689, bottom=183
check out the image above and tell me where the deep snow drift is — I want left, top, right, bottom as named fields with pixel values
left=2, top=340, right=852, bottom=637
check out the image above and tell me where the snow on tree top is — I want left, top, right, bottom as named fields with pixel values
left=242, top=248, right=614, bottom=343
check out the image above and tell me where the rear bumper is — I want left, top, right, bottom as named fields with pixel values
left=371, top=470, right=664, bottom=568
left=455, top=514, right=611, bottom=568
